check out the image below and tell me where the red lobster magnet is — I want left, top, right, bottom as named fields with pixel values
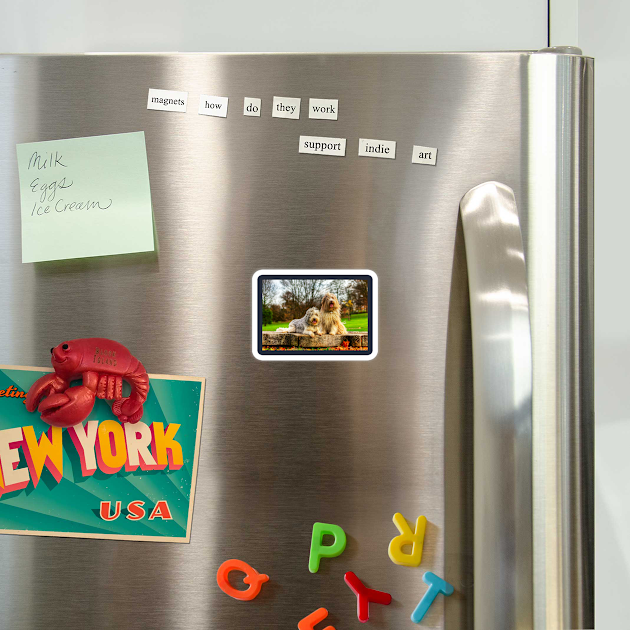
left=26, top=338, right=149, bottom=428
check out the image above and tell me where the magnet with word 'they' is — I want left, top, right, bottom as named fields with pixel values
left=216, top=559, right=269, bottom=601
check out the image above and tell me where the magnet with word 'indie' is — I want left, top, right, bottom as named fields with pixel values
left=298, top=607, right=335, bottom=630
left=308, top=522, right=347, bottom=573
left=216, top=559, right=269, bottom=601
left=388, top=512, right=427, bottom=567
left=411, top=571, right=454, bottom=624
left=344, top=571, right=392, bottom=622
left=25, top=338, right=149, bottom=428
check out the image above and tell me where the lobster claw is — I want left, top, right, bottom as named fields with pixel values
left=37, top=386, right=96, bottom=428
left=25, top=373, right=66, bottom=413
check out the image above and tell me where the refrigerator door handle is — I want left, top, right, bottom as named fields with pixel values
left=460, top=181, right=533, bottom=629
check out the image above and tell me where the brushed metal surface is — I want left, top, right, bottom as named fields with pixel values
left=526, top=53, right=595, bottom=629
left=460, top=182, right=533, bottom=630
left=0, top=52, right=593, bottom=629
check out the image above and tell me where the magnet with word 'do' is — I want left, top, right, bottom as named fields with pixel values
left=388, top=512, right=427, bottom=567
left=216, top=559, right=269, bottom=601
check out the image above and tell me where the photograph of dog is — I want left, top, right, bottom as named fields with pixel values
left=261, top=277, right=369, bottom=352
left=276, top=307, right=322, bottom=337
left=319, top=293, right=348, bottom=335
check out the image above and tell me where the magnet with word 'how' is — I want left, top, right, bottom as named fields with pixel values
left=298, top=607, right=335, bottom=630
left=344, top=571, right=392, bottom=622
left=410, top=572, right=454, bottom=624
left=216, top=559, right=269, bottom=601
left=388, top=512, right=427, bottom=567
left=308, top=522, right=347, bottom=573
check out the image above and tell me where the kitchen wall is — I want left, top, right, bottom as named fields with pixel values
left=0, top=0, right=547, bottom=52
left=576, top=2, right=628, bottom=627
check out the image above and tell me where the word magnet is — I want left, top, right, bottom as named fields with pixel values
left=344, top=571, right=392, bottom=622
left=243, top=97, right=261, bottom=117
left=216, top=559, right=269, bottom=601
left=388, top=512, right=427, bottom=566
left=411, top=144, right=438, bottom=166
left=198, top=95, right=228, bottom=118
left=147, top=88, right=187, bottom=112
left=308, top=522, right=346, bottom=573
left=272, top=96, right=301, bottom=119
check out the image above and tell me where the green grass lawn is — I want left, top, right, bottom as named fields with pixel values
left=263, top=312, right=368, bottom=332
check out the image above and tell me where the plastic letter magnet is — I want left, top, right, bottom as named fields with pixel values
left=298, top=607, right=335, bottom=630
left=410, top=571, right=454, bottom=623
left=308, top=522, right=347, bottom=573
left=344, top=571, right=392, bottom=622
left=216, top=559, right=269, bottom=601
left=388, top=512, right=427, bottom=567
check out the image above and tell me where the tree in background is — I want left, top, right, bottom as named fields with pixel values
left=270, top=303, right=288, bottom=322
left=261, top=279, right=276, bottom=309
left=327, top=279, right=348, bottom=302
left=279, top=279, right=327, bottom=319
left=348, top=279, right=369, bottom=312
left=266, top=278, right=367, bottom=323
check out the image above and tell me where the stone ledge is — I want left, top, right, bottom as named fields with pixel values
left=263, top=331, right=368, bottom=348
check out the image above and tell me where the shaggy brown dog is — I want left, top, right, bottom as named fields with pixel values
left=319, top=293, right=348, bottom=335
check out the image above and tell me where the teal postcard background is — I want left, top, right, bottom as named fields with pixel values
left=0, top=367, right=204, bottom=542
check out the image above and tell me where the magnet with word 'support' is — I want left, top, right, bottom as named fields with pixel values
left=410, top=571, right=454, bottom=623
left=216, top=559, right=269, bottom=601
left=388, top=512, right=427, bottom=567
left=298, top=607, right=335, bottom=630
left=308, top=522, right=347, bottom=573
left=344, top=571, right=392, bottom=622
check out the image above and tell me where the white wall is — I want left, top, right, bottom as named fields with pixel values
left=575, top=2, right=629, bottom=627
left=0, top=0, right=547, bottom=53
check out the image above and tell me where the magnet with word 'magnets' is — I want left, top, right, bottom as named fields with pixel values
left=388, top=512, right=427, bottom=567
left=298, top=607, right=335, bottom=630
left=308, top=522, right=347, bottom=573
left=216, top=559, right=269, bottom=601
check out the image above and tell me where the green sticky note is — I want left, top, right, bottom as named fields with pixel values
left=17, top=131, right=155, bottom=263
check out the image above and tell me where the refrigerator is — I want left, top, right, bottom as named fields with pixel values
left=0, top=50, right=593, bottom=629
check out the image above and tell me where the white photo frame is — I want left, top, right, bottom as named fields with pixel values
left=252, top=269, right=378, bottom=361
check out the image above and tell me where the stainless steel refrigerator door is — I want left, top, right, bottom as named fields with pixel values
left=0, top=52, right=593, bottom=629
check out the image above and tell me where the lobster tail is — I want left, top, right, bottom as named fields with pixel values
left=112, top=358, right=150, bottom=423
left=126, top=358, right=150, bottom=403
